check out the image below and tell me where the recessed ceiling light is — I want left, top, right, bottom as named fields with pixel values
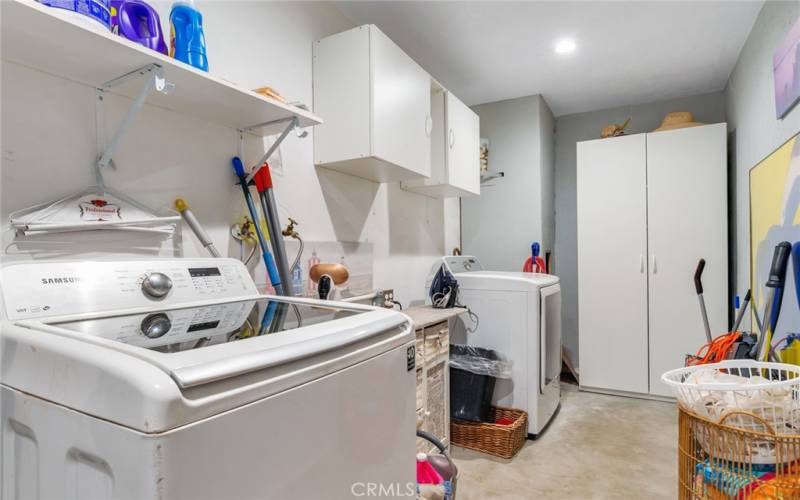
left=555, top=38, right=576, bottom=55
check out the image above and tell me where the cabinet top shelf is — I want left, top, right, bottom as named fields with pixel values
left=1, top=0, right=322, bottom=137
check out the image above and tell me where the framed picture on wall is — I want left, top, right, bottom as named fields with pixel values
left=749, top=132, right=800, bottom=336
left=774, top=16, right=800, bottom=118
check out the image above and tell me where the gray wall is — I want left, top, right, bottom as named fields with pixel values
left=724, top=0, right=800, bottom=305
left=463, top=95, right=554, bottom=271
left=539, top=99, right=556, bottom=258
left=554, top=92, right=726, bottom=368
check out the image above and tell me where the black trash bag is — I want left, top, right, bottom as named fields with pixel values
left=449, top=344, right=512, bottom=423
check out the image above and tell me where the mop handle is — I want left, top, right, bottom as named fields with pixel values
left=231, top=157, right=283, bottom=294
left=767, top=242, right=793, bottom=334
left=793, top=242, right=800, bottom=310
left=694, top=259, right=706, bottom=294
left=174, top=198, right=220, bottom=258
left=254, top=165, right=293, bottom=297
left=258, top=300, right=278, bottom=336
left=732, top=289, right=751, bottom=333
left=766, top=242, right=792, bottom=290
left=694, top=259, right=712, bottom=343
left=755, top=242, right=792, bottom=361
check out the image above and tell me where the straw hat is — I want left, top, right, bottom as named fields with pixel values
left=601, top=118, right=631, bottom=138
left=653, top=111, right=704, bottom=132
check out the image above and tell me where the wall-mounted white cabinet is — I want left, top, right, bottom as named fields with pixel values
left=403, top=83, right=480, bottom=198
left=313, top=24, right=431, bottom=183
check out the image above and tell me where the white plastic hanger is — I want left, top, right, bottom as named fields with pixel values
left=9, top=185, right=179, bottom=236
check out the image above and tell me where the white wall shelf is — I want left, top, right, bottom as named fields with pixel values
left=0, top=0, right=322, bottom=137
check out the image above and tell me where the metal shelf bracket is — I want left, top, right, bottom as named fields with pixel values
left=240, top=116, right=307, bottom=184
left=480, top=171, right=505, bottom=184
left=95, top=63, right=174, bottom=185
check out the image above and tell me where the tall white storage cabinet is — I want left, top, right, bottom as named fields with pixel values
left=403, top=85, right=481, bottom=198
left=313, top=25, right=431, bottom=182
left=577, top=123, right=728, bottom=397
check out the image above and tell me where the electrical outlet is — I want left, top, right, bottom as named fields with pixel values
left=382, top=289, right=394, bottom=305
left=371, top=289, right=395, bottom=308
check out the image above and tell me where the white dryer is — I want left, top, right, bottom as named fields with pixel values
left=1, top=258, right=416, bottom=499
left=435, top=256, right=561, bottom=437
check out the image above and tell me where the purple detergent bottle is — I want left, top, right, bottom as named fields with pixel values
left=169, top=0, right=208, bottom=71
left=111, top=0, right=168, bottom=55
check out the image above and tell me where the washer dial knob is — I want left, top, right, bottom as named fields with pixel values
left=140, top=313, right=171, bottom=339
left=141, top=272, right=173, bottom=299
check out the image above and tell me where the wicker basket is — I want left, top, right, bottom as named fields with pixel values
left=679, top=405, right=800, bottom=499
left=450, top=406, right=527, bottom=459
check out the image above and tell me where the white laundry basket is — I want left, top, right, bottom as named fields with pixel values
left=663, top=360, right=800, bottom=464
left=662, top=360, right=800, bottom=432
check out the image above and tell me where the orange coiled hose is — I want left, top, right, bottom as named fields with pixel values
left=686, top=332, right=742, bottom=366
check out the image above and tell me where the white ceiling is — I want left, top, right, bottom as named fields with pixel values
left=334, top=1, right=763, bottom=116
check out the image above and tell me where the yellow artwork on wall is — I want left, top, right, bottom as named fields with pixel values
left=750, top=133, right=800, bottom=335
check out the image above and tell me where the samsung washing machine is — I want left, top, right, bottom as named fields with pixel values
left=1, top=258, right=416, bottom=499
left=430, top=256, right=561, bottom=438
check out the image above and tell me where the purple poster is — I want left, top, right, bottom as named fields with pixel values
left=775, top=16, right=800, bottom=118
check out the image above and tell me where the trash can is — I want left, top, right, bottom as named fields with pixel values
left=449, top=345, right=512, bottom=422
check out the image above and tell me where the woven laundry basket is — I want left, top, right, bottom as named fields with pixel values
left=450, top=406, right=527, bottom=459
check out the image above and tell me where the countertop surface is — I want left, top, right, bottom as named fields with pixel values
left=403, top=305, right=467, bottom=329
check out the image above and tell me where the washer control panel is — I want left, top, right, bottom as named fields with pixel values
left=1, top=258, right=259, bottom=321
left=442, top=256, right=483, bottom=274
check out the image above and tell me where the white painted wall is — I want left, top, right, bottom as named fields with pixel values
left=461, top=95, right=553, bottom=272
left=724, top=0, right=800, bottom=298
left=1, top=2, right=457, bottom=307
left=554, top=92, right=726, bottom=368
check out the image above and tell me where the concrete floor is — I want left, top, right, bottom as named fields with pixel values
left=451, top=384, right=678, bottom=499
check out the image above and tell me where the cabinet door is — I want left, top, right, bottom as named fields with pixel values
left=577, top=134, right=649, bottom=394
left=312, top=26, right=371, bottom=165
left=370, top=26, right=431, bottom=178
left=646, top=124, right=727, bottom=397
left=446, top=92, right=480, bottom=195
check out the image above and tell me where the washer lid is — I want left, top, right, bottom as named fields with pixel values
left=452, top=271, right=560, bottom=291
left=3, top=296, right=412, bottom=432
left=36, top=297, right=394, bottom=388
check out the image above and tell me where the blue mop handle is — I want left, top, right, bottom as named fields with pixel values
left=231, top=157, right=282, bottom=292
left=793, top=242, right=800, bottom=311
left=258, top=300, right=278, bottom=336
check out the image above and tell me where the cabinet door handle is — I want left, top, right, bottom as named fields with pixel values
left=425, top=115, right=433, bottom=137
left=652, top=255, right=658, bottom=274
left=449, top=129, right=455, bottom=149
left=640, top=254, right=645, bottom=274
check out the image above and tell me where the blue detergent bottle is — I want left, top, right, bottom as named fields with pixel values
left=169, top=0, right=208, bottom=71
